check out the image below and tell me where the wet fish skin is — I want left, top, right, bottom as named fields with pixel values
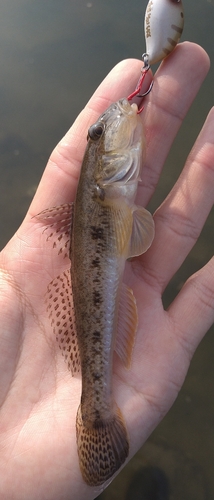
left=70, top=98, right=155, bottom=485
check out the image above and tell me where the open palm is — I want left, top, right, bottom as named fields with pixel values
left=0, top=42, right=213, bottom=500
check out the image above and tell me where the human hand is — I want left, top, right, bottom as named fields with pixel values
left=0, top=42, right=213, bottom=500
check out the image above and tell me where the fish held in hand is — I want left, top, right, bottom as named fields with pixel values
left=71, top=98, right=155, bottom=485
left=37, top=98, right=155, bottom=486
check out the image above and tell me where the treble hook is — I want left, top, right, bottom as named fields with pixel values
left=137, top=79, right=153, bottom=98
left=127, top=53, right=153, bottom=112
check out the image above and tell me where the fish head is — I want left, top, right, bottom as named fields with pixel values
left=87, top=98, right=145, bottom=194
left=88, top=98, right=143, bottom=152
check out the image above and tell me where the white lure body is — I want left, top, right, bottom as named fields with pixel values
left=144, top=0, right=184, bottom=65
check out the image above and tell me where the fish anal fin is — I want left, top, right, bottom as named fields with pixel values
left=115, top=283, right=138, bottom=369
left=45, top=269, right=80, bottom=375
left=128, top=206, right=155, bottom=259
left=76, top=404, right=129, bottom=486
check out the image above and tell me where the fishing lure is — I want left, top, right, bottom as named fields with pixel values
left=128, top=0, right=184, bottom=106
left=145, top=0, right=184, bottom=66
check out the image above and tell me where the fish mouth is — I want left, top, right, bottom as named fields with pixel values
left=117, top=98, right=138, bottom=116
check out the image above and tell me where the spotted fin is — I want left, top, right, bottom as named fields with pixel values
left=128, top=206, right=155, bottom=258
left=115, top=283, right=138, bottom=369
left=35, top=203, right=73, bottom=258
left=76, top=403, right=129, bottom=486
left=45, top=269, right=80, bottom=374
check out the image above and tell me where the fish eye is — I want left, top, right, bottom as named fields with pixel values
left=87, top=122, right=105, bottom=141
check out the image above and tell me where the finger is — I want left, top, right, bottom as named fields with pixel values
left=136, top=42, right=210, bottom=207
left=135, top=107, right=214, bottom=291
left=168, top=256, right=214, bottom=358
left=28, top=58, right=145, bottom=216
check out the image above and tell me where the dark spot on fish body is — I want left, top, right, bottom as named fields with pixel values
left=90, top=225, right=104, bottom=240
left=93, top=330, right=101, bottom=339
left=96, top=241, right=105, bottom=253
left=91, top=257, right=100, bottom=268
left=93, top=290, right=102, bottom=306
left=93, top=372, right=102, bottom=380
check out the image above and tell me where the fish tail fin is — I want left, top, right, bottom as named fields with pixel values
left=76, top=404, right=129, bottom=486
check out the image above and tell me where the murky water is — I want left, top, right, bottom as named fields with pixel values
left=1, top=0, right=214, bottom=498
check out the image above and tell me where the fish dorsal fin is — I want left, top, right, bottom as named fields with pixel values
left=115, top=283, right=138, bottom=369
left=128, top=206, right=155, bottom=259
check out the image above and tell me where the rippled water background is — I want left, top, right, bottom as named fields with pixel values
left=0, top=0, right=214, bottom=498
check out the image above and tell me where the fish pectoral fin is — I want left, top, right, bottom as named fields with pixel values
left=108, top=205, right=133, bottom=255
left=115, top=283, right=138, bottom=369
left=128, top=206, right=155, bottom=259
left=34, top=202, right=74, bottom=258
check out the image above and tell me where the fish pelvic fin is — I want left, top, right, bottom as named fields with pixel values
left=45, top=269, right=80, bottom=375
left=76, top=404, right=129, bottom=486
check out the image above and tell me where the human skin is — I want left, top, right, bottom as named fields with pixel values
left=0, top=42, right=213, bottom=500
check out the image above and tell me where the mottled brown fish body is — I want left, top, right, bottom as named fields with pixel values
left=71, top=99, right=155, bottom=485
left=71, top=139, right=133, bottom=412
